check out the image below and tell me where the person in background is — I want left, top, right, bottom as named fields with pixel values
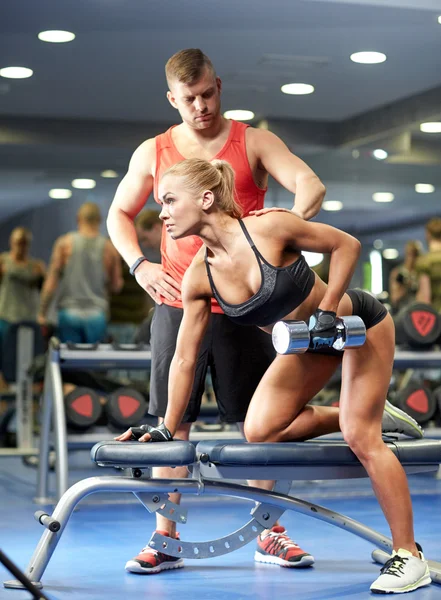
left=0, top=227, right=45, bottom=389
left=108, top=210, right=162, bottom=345
left=416, top=217, right=441, bottom=312
left=389, top=240, right=422, bottom=314
left=38, top=202, right=123, bottom=343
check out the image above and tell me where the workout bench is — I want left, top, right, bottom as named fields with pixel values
left=4, top=437, right=441, bottom=591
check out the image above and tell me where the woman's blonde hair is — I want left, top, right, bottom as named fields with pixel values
left=162, top=158, right=243, bottom=219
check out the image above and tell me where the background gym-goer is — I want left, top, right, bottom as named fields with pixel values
left=38, top=202, right=123, bottom=344
left=389, top=240, right=422, bottom=315
left=107, top=48, right=326, bottom=574
left=415, top=217, right=441, bottom=312
left=0, top=227, right=45, bottom=389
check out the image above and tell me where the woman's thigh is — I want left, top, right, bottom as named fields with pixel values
left=245, top=351, right=341, bottom=433
left=339, top=312, right=395, bottom=437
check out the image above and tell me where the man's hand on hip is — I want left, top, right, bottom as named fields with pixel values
left=135, top=261, right=181, bottom=304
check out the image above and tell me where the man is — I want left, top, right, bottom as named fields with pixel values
left=38, top=202, right=123, bottom=343
left=107, top=47, right=327, bottom=575
left=135, top=209, right=162, bottom=264
left=0, top=227, right=45, bottom=388
left=416, top=217, right=441, bottom=312
left=389, top=240, right=422, bottom=315
left=108, top=210, right=162, bottom=345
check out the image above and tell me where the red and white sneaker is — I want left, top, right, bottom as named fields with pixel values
left=125, top=530, right=184, bottom=574
left=254, top=526, right=314, bottom=568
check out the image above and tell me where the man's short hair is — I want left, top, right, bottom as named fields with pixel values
left=77, top=202, right=101, bottom=225
left=426, top=217, right=441, bottom=241
left=135, top=210, right=161, bottom=231
left=10, top=226, right=32, bottom=245
left=165, top=48, right=216, bottom=88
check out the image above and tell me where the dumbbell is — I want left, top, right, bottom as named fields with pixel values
left=105, top=387, right=147, bottom=429
left=64, top=387, right=103, bottom=430
left=272, top=315, right=366, bottom=355
left=394, top=302, right=441, bottom=349
left=64, top=386, right=147, bottom=430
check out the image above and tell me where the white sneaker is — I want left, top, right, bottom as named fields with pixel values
left=370, top=546, right=431, bottom=594
left=381, top=400, right=424, bottom=439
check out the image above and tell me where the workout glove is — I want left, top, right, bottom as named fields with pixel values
left=130, top=422, right=173, bottom=442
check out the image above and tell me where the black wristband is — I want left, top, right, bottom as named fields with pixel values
left=129, top=256, right=148, bottom=276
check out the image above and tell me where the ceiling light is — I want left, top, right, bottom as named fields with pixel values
left=383, top=248, right=399, bottom=260
left=38, top=30, right=75, bottom=43
left=373, top=149, right=388, bottom=160
left=0, top=66, right=33, bottom=79
left=101, top=170, right=119, bottom=178
left=420, top=122, right=441, bottom=133
left=415, top=183, right=435, bottom=194
left=49, top=189, right=72, bottom=199
left=72, top=178, right=96, bottom=189
left=322, top=200, right=343, bottom=211
left=302, top=252, right=323, bottom=268
left=350, top=52, right=386, bottom=64
left=373, top=239, right=384, bottom=250
left=281, top=83, right=315, bottom=95
left=438, top=16, right=441, bottom=24
left=373, top=192, right=394, bottom=203
left=223, top=110, right=254, bottom=121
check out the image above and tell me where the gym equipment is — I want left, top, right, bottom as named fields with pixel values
left=0, top=321, right=45, bottom=457
left=105, top=387, right=147, bottom=429
left=394, top=302, right=441, bottom=349
left=6, top=438, right=441, bottom=592
left=272, top=315, right=366, bottom=354
left=64, top=387, right=102, bottom=430
left=393, top=382, right=437, bottom=425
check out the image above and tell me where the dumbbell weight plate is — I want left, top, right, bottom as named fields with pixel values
left=105, top=387, right=147, bottom=429
left=394, top=383, right=437, bottom=425
left=64, top=387, right=103, bottom=430
left=272, top=320, right=310, bottom=355
left=395, top=303, right=441, bottom=349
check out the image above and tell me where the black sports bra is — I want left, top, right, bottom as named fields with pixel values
left=204, top=220, right=315, bottom=327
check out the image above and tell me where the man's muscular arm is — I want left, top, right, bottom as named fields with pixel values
left=106, top=139, right=180, bottom=304
left=250, top=128, right=326, bottom=220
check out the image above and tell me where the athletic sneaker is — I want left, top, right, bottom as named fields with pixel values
left=125, top=530, right=184, bottom=574
left=381, top=400, right=424, bottom=439
left=370, top=545, right=431, bottom=594
left=254, top=525, right=314, bottom=568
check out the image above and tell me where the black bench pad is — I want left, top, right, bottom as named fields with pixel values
left=196, top=439, right=441, bottom=466
left=90, top=439, right=441, bottom=468
left=91, top=440, right=196, bottom=467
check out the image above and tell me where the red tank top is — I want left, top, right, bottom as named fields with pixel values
left=154, top=120, right=267, bottom=311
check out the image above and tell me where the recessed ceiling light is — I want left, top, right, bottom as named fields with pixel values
left=415, top=183, right=435, bottom=194
left=373, top=239, right=384, bottom=250
left=38, top=30, right=76, bottom=43
left=49, top=189, right=72, bottom=199
left=223, top=110, right=254, bottom=121
left=322, top=200, right=343, bottom=211
left=373, top=149, right=388, bottom=160
left=420, top=122, right=441, bottom=133
left=72, top=178, right=96, bottom=189
left=0, top=66, right=33, bottom=79
left=438, top=16, right=441, bottom=24
left=373, top=192, right=394, bottom=203
left=281, top=83, right=315, bottom=95
left=100, top=170, right=119, bottom=178
left=350, top=52, right=386, bottom=64
left=383, top=248, right=399, bottom=260
left=302, top=252, right=323, bottom=268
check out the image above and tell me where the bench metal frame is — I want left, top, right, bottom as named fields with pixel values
left=4, top=459, right=441, bottom=591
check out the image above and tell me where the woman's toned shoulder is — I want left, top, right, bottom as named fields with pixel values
left=183, top=246, right=213, bottom=300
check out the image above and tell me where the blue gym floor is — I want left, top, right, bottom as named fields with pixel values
left=1, top=450, right=440, bottom=600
